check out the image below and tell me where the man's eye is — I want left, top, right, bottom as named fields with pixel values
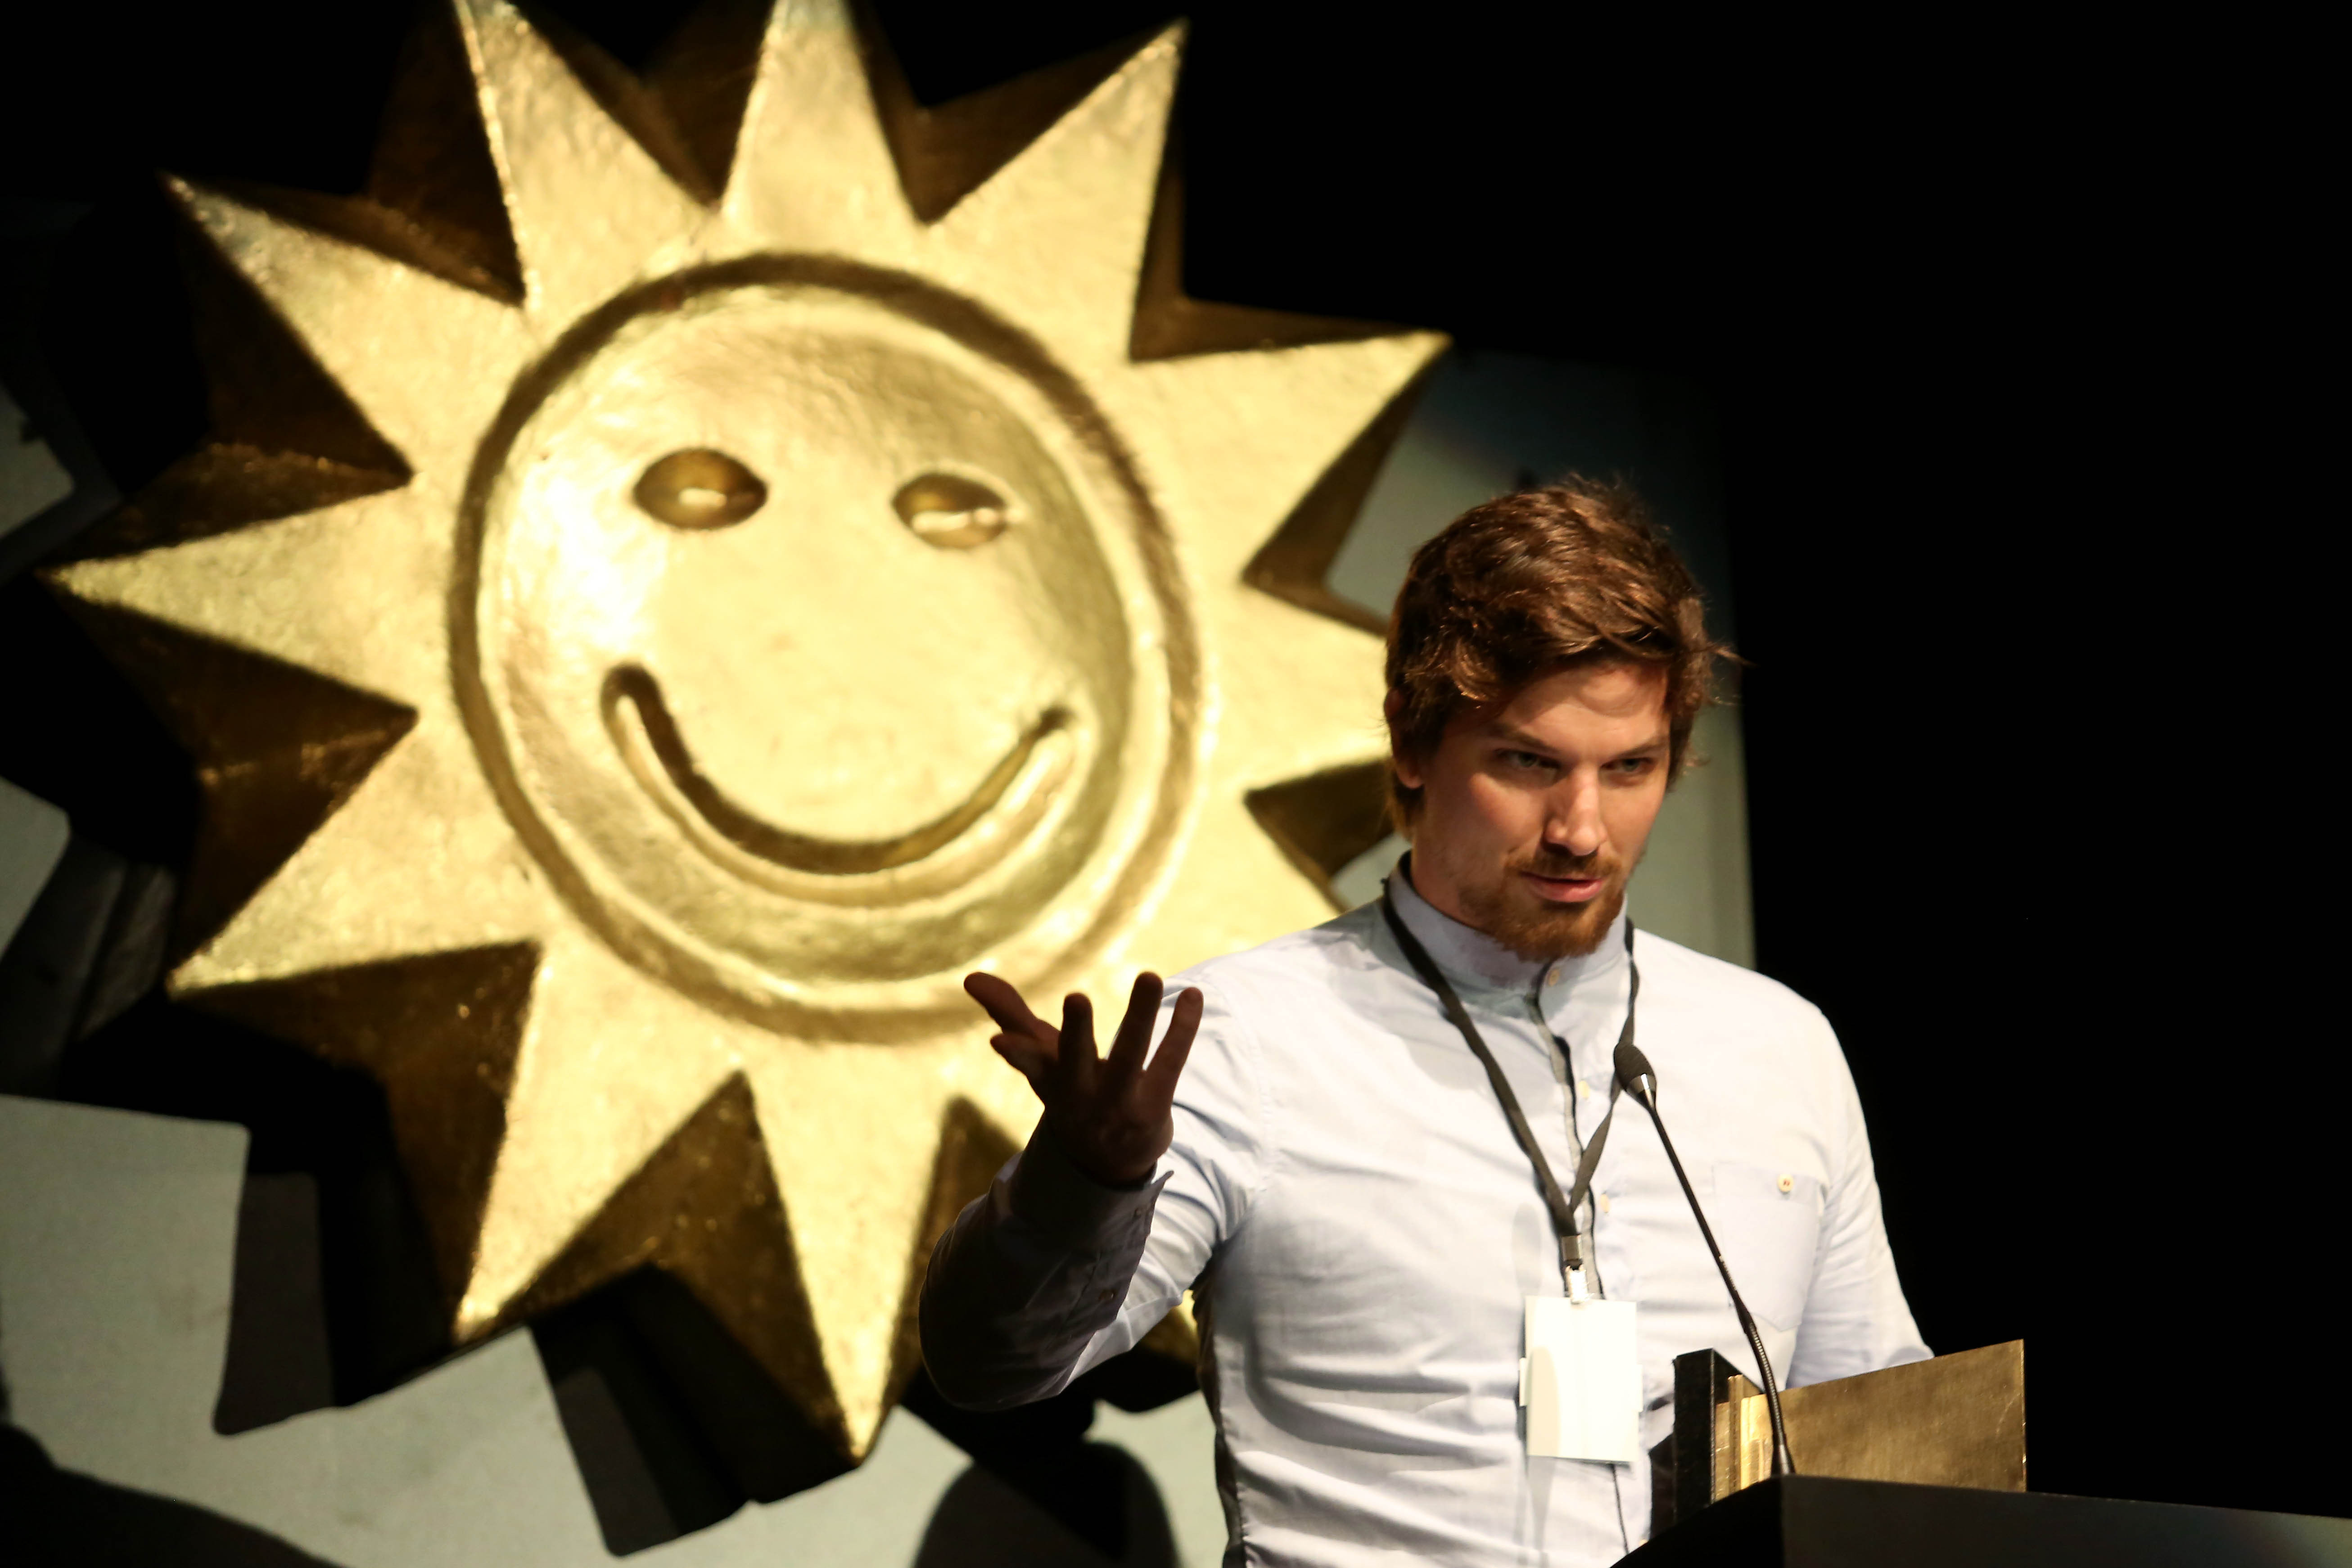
left=1503, top=750, right=1554, bottom=772
left=1608, top=756, right=1659, bottom=776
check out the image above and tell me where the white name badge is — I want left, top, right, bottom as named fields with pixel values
left=1519, top=1295, right=1642, bottom=1462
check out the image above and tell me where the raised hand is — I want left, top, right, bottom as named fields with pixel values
left=964, top=971, right=1204, bottom=1186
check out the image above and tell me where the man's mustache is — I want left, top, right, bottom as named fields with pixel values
left=1510, top=850, right=1617, bottom=881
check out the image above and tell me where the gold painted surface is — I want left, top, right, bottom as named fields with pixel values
left=46, top=0, right=1441, bottom=1460
left=1721, top=1341, right=2027, bottom=1498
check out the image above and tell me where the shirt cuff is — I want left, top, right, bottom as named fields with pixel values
left=1003, top=1121, right=1168, bottom=1245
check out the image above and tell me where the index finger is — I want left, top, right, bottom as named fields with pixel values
left=964, top=972, right=1056, bottom=1044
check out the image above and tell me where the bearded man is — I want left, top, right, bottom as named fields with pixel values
left=921, top=481, right=1928, bottom=1565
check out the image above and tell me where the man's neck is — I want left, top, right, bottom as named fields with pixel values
left=1405, top=845, right=1477, bottom=931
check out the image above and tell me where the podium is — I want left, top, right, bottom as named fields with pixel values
left=1635, top=1342, right=2352, bottom=1565
left=1625, top=1476, right=2352, bottom=1566
left=1650, top=1340, right=2027, bottom=1531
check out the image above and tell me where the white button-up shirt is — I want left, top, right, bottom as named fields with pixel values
left=921, top=866, right=1928, bottom=1566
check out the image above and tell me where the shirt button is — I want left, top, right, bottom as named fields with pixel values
left=1777, top=1174, right=1795, bottom=1194
left=1546, top=966, right=1562, bottom=987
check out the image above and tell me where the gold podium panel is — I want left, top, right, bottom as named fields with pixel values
left=1657, top=1341, right=2027, bottom=1534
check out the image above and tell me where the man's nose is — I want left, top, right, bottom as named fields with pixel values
left=1543, top=773, right=1606, bottom=859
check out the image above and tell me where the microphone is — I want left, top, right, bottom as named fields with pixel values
left=1615, top=1043, right=1797, bottom=1479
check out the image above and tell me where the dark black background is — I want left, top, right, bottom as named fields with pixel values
left=3, top=0, right=2334, bottom=1529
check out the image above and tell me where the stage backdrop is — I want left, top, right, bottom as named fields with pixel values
left=0, top=2, right=1741, bottom=1562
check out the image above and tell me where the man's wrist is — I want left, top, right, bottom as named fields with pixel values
left=1045, top=1116, right=1159, bottom=1189
left=1005, top=1118, right=1164, bottom=1243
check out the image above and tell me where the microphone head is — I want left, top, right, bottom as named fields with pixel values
left=1614, top=1043, right=1658, bottom=1104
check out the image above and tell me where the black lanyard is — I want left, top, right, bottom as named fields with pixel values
left=1379, top=884, right=1640, bottom=1292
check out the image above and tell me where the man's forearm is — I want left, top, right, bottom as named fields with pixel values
left=918, top=1122, right=1167, bottom=1410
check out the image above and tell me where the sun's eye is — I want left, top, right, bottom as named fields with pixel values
left=894, top=471, right=1017, bottom=548
left=634, top=448, right=767, bottom=529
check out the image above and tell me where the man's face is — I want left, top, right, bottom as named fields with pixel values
left=1392, top=661, right=1672, bottom=961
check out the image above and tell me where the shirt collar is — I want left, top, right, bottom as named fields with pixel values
left=1383, top=855, right=1630, bottom=999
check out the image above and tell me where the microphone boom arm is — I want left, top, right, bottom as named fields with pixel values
left=1618, top=1052, right=1797, bottom=1479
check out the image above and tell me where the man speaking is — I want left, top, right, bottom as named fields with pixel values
left=921, top=482, right=1928, bottom=1564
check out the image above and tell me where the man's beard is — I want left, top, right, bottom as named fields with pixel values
left=1456, top=847, right=1628, bottom=962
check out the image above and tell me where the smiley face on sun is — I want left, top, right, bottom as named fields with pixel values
left=49, top=0, right=1441, bottom=1459
left=463, top=259, right=1196, bottom=1034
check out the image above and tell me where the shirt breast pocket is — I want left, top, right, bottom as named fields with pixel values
left=1708, top=1163, right=1825, bottom=1332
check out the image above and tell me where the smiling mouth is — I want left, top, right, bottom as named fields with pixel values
left=603, top=664, right=1074, bottom=903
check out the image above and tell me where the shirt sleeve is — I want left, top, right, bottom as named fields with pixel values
left=1786, top=1017, right=1933, bottom=1387
left=918, top=975, right=1269, bottom=1411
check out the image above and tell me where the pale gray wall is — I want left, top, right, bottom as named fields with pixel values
left=0, top=774, right=69, bottom=954
left=0, top=377, right=76, bottom=555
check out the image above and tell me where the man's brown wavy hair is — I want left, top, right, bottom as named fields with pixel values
left=1385, top=478, right=1730, bottom=829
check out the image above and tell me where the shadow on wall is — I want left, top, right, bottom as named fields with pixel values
left=914, top=1446, right=1177, bottom=1568
left=534, top=1252, right=1201, bottom=1558
left=0, top=1125, right=344, bottom=1566
left=4, top=1267, right=1191, bottom=1568
left=0, top=1406, right=1178, bottom=1568
left=1, top=1406, right=344, bottom=1568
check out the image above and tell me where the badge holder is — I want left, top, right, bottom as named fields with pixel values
left=1521, top=1261, right=1642, bottom=1462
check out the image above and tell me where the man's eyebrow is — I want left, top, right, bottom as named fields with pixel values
left=1485, top=720, right=1670, bottom=759
left=1485, top=722, right=1555, bottom=753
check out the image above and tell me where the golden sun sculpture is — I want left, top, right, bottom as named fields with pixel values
left=49, top=0, right=1442, bottom=1460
